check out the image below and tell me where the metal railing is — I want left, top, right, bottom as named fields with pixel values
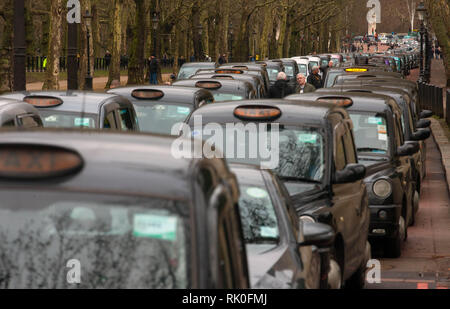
left=418, top=82, right=446, bottom=121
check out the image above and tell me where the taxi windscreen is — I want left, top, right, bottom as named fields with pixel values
left=349, top=113, right=389, bottom=155
left=283, top=64, right=295, bottom=78
left=0, top=190, right=189, bottom=288
left=196, top=126, right=325, bottom=183
left=266, top=68, right=281, bottom=82
left=40, top=111, right=97, bottom=129
left=213, top=93, right=244, bottom=102
left=178, top=67, right=203, bottom=80
left=133, top=103, right=192, bottom=135
left=297, top=64, right=308, bottom=75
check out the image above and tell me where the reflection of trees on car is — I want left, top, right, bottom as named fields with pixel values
left=0, top=198, right=189, bottom=289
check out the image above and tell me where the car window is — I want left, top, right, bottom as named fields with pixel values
left=134, top=103, right=192, bottom=135
left=237, top=184, right=279, bottom=244
left=0, top=190, right=190, bottom=288
left=213, top=93, right=244, bottom=102
left=117, top=108, right=134, bottom=131
left=284, top=65, right=295, bottom=78
left=266, top=68, right=280, bottom=82
left=335, top=136, right=346, bottom=171
left=2, top=119, right=15, bottom=127
left=18, top=115, right=42, bottom=128
left=40, top=111, right=97, bottom=129
left=350, top=113, right=389, bottom=154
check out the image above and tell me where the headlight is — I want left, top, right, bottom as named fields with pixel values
left=373, top=179, right=392, bottom=198
left=300, top=215, right=316, bottom=223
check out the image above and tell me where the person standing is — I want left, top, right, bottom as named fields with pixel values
left=105, top=50, right=112, bottom=70
left=218, top=54, right=227, bottom=65
left=269, top=72, right=294, bottom=98
left=307, top=66, right=323, bottom=89
left=295, top=74, right=316, bottom=94
left=149, top=55, right=159, bottom=85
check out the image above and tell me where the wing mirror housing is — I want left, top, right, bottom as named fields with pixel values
left=397, top=141, right=420, bottom=156
left=410, top=128, right=431, bottom=141
left=416, top=119, right=431, bottom=129
left=420, top=110, right=433, bottom=119
left=299, top=222, right=335, bottom=248
left=333, top=164, right=366, bottom=184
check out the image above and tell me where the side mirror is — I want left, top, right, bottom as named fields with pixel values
left=397, top=141, right=420, bottom=156
left=416, top=119, right=431, bottom=129
left=410, top=129, right=431, bottom=141
left=333, top=164, right=366, bottom=184
left=299, top=222, right=335, bottom=248
left=420, top=110, right=433, bottom=119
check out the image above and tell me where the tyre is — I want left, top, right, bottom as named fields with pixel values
left=384, top=216, right=406, bottom=258
left=345, top=241, right=371, bottom=289
left=410, top=190, right=420, bottom=226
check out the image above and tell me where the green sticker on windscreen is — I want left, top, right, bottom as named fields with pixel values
left=246, top=187, right=268, bottom=199
left=298, top=134, right=318, bottom=144
left=368, top=117, right=383, bottom=125
left=133, top=214, right=177, bottom=241
left=260, top=226, right=278, bottom=238
left=177, top=107, right=191, bottom=115
left=74, top=118, right=91, bottom=127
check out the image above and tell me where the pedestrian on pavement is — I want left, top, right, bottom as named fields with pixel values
left=218, top=54, right=227, bottom=65
left=295, top=73, right=316, bottom=94
left=178, top=55, right=186, bottom=67
left=105, top=50, right=112, bottom=69
left=307, top=66, right=323, bottom=89
left=149, top=55, right=159, bottom=85
left=436, top=46, right=441, bottom=60
left=269, top=72, right=294, bottom=98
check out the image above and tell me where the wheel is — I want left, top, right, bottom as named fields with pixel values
left=384, top=216, right=406, bottom=258
left=327, top=259, right=342, bottom=289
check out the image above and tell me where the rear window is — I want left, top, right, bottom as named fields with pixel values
left=39, top=111, right=97, bottom=129
left=133, top=103, right=192, bottom=135
left=213, top=93, right=244, bottom=102
left=350, top=113, right=389, bottom=154
left=0, top=190, right=190, bottom=289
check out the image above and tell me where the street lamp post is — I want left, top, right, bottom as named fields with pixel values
left=417, top=2, right=426, bottom=84
left=229, top=23, right=234, bottom=62
left=83, top=10, right=93, bottom=91
left=13, top=0, right=26, bottom=91
left=197, top=24, right=204, bottom=61
left=152, top=12, right=159, bottom=57
left=67, top=21, right=78, bottom=90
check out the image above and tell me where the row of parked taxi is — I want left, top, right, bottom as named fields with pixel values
left=0, top=46, right=432, bottom=289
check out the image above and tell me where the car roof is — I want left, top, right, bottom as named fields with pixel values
left=181, top=62, right=217, bottom=68
left=0, top=91, right=125, bottom=114
left=172, top=79, right=253, bottom=93
left=108, top=85, right=213, bottom=105
left=188, top=99, right=347, bottom=127
left=287, top=91, right=395, bottom=114
left=328, top=85, right=408, bottom=99
left=0, top=98, right=38, bottom=111
left=0, top=129, right=228, bottom=200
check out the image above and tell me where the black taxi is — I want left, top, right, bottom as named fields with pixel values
left=217, top=64, right=271, bottom=93
left=172, top=79, right=256, bottom=102
left=0, top=91, right=138, bottom=131
left=231, top=163, right=339, bottom=289
left=177, top=62, right=218, bottom=80
left=0, top=129, right=249, bottom=288
left=323, top=66, right=399, bottom=88
left=190, top=73, right=267, bottom=98
left=186, top=99, right=371, bottom=288
left=287, top=92, right=420, bottom=258
left=0, top=98, right=43, bottom=128
left=107, top=86, right=214, bottom=135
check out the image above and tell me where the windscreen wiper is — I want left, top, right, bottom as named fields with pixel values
left=279, top=176, right=321, bottom=184
left=357, top=147, right=387, bottom=153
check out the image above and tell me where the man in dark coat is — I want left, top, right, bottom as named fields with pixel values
left=307, top=66, right=323, bottom=89
left=295, top=73, right=316, bottom=93
left=149, top=55, right=159, bottom=85
left=269, top=72, right=294, bottom=98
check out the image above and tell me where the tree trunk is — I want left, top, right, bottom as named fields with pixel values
left=43, top=0, right=63, bottom=90
left=127, top=0, right=146, bottom=85
left=0, top=0, right=13, bottom=94
left=106, top=0, right=123, bottom=89
left=277, top=1, right=288, bottom=59
left=78, top=0, right=93, bottom=89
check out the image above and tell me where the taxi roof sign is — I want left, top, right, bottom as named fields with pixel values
left=234, top=106, right=281, bottom=121
left=345, top=68, right=368, bottom=72
left=0, top=145, right=83, bottom=180
left=132, top=89, right=165, bottom=100
left=24, top=96, right=63, bottom=108
left=215, top=69, right=244, bottom=74
left=195, top=81, right=222, bottom=90
left=317, top=97, right=353, bottom=108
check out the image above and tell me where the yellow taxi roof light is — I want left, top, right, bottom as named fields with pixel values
left=0, top=145, right=83, bottom=179
left=24, top=96, right=63, bottom=108
left=345, top=68, right=368, bottom=72
left=234, top=106, right=281, bottom=121
left=132, top=89, right=165, bottom=100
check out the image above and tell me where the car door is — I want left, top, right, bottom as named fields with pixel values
left=329, top=113, right=367, bottom=279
